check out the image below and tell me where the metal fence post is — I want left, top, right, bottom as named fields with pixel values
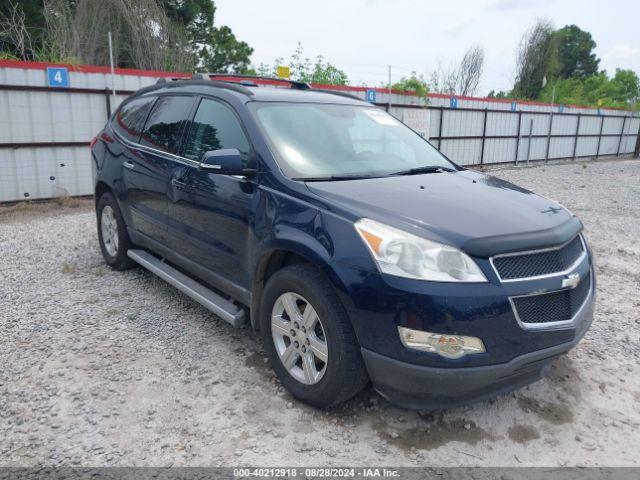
left=596, top=115, right=605, bottom=157
left=635, top=119, right=640, bottom=158
left=616, top=116, right=627, bottom=156
left=437, top=107, right=444, bottom=151
left=525, top=118, right=533, bottom=165
left=514, top=111, right=522, bottom=165
left=480, top=108, right=488, bottom=165
left=572, top=113, right=581, bottom=160
left=544, top=112, right=553, bottom=162
left=104, top=88, right=112, bottom=118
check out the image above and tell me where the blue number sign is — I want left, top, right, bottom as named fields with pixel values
left=450, top=97, right=458, bottom=108
left=46, top=67, right=70, bottom=88
left=365, top=89, right=376, bottom=103
left=510, top=101, right=517, bottom=111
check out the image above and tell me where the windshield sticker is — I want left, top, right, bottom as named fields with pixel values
left=364, top=109, right=399, bottom=125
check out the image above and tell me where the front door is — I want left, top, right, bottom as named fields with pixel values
left=166, top=97, right=257, bottom=290
left=124, top=94, right=195, bottom=246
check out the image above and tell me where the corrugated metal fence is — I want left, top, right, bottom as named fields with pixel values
left=1, top=59, right=638, bottom=202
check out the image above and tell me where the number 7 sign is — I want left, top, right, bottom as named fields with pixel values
left=46, top=67, right=70, bottom=88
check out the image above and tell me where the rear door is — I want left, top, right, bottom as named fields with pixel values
left=166, top=96, right=257, bottom=290
left=124, top=94, right=195, bottom=245
left=109, top=95, right=155, bottom=227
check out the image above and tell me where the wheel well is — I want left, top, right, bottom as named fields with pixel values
left=263, top=251, right=309, bottom=282
left=94, top=181, right=111, bottom=207
left=250, top=250, right=315, bottom=329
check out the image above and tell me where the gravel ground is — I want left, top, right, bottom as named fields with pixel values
left=1, top=158, right=639, bottom=467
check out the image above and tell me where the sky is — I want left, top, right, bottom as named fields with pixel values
left=213, top=0, right=640, bottom=96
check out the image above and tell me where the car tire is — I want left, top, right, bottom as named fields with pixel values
left=260, top=263, right=369, bottom=408
left=96, top=192, right=135, bottom=271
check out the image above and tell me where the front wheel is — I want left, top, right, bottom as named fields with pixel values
left=260, top=264, right=369, bottom=408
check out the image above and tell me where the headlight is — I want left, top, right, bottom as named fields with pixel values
left=398, top=327, right=485, bottom=359
left=355, top=218, right=486, bottom=282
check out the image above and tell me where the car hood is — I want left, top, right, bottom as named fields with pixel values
left=305, top=170, right=580, bottom=257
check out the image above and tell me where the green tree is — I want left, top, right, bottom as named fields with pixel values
left=538, top=77, right=585, bottom=105
left=512, top=19, right=559, bottom=100
left=554, top=25, right=600, bottom=79
left=391, top=72, right=429, bottom=98
left=0, top=0, right=252, bottom=72
left=538, top=69, right=639, bottom=109
left=0, top=0, right=46, bottom=59
left=290, top=43, right=349, bottom=85
left=253, top=43, right=349, bottom=85
left=608, top=69, right=640, bottom=105
left=308, top=55, right=349, bottom=85
left=161, top=0, right=253, bottom=73
left=199, top=25, right=253, bottom=73
left=487, top=90, right=511, bottom=99
left=161, top=0, right=214, bottom=43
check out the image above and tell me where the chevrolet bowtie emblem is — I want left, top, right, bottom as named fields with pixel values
left=562, top=273, right=580, bottom=289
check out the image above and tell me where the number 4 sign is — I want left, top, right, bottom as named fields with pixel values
left=46, top=67, right=70, bottom=88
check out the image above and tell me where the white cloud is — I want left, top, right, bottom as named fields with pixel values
left=214, top=0, right=639, bottom=96
left=605, top=44, right=639, bottom=61
left=484, top=0, right=539, bottom=12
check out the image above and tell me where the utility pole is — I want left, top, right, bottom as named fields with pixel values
left=387, top=65, right=391, bottom=112
left=108, top=32, right=117, bottom=106
left=545, top=79, right=556, bottom=163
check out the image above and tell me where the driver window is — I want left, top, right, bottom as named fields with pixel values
left=184, top=98, right=252, bottom=165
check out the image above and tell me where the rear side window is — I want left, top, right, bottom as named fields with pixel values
left=113, top=96, right=155, bottom=142
left=184, top=98, right=252, bottom=165
left=140, top=95, right=194, bottom=155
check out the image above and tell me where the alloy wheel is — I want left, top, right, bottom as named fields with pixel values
left=271, top=292, right=329, bottom=385
left=100, top=205, right=119, bottom=257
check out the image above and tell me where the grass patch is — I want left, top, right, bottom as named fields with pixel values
left=92, top=266, right=107, bottom=277
left=61, top=261, right=77, bottom=274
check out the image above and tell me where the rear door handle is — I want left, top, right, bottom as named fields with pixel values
left=123, top=161, right=134, bottom=170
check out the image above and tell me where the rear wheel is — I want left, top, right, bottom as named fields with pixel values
left=260, top=264, right=369, bottom=408
left=96, top=192, right=135, bottom=270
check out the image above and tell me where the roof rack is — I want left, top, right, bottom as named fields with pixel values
left=203, top=73, right=312, bottom=90
left=197, top=74, right=367, bottom=102
left=153, top=75, right=254, bottom=95
left=155, top=76, right=190, bottom=84
left=312, top=88, right=363, bottom=102
left=154, top=73, right=366, bottom=102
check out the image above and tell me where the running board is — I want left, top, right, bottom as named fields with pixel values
left=127, top=249, right=245, bottom=327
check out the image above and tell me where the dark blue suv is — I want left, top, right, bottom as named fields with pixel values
left=91, top=75, right=594, bottom=409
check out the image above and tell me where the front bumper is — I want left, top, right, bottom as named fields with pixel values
left=362, top=293, right=593, bottom=410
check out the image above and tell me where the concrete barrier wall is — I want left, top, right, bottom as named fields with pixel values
left=1, top=60, right=638, bottom=202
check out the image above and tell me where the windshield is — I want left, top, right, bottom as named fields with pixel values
left=248, top=102, right=455, bottom=180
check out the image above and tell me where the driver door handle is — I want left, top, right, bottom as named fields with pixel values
left=171, top=178, right=192, bottom=191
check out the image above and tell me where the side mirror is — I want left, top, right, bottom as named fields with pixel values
left=199, top=148, right=254, bottom=175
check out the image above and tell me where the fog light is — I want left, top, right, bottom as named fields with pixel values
left=398, top=326, right=485, bottom=359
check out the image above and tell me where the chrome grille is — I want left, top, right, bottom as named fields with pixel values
left=492, top=235, right=585, bottom=281
left=511, top=273, right=591, bottom=326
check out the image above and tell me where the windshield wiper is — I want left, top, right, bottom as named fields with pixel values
left=293, top=174, right=383, bottom=182
left=389, top=165, right=456, bottom=176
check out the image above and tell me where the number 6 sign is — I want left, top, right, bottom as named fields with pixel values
left=46, top=67, right=70, bottom=88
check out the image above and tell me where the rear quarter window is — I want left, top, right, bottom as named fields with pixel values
left=112, top=96, right=155, bottom=142
left=139, top=95, right=194, bottom=155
